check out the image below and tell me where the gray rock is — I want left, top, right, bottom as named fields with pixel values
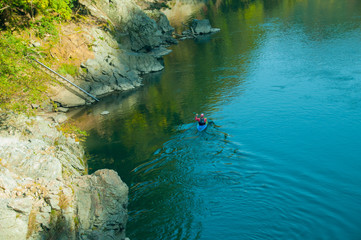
left=90, top=83, right=114, bottom=97
left=101, top=111, right=109, bottom=115
left=36, top=212, right=51, bottom=229
left=31, top=41, right=41, bottom=47
left=7, top=197, right=33, bottom=215
left=0, top=168, right=18, bottom=191
left=0, top=114, right=130, bottom=239
left=40, top=205, right=51, bottom=213
left=127, top=13, right=163, bottom=52
left=50, top=84, right=87, bottom=108
left=53, top=113, right=68, bottom=124
left=31, top=104, right=40, bottom=109
left=190, top=19, right=212, bottom=34
left=79, top=0, right=140, bottom=30
left=74, top=169, right=128, bottom=240
left=0, top=200, right=28, bottom=239
left=57, top=107, right=69, bottom=113
left=150, top=47, right=172, bottom=58
left=45, top=194, right=60, bottom=210
left=126, top=52, right=164, bottom=73
left=72, top=0, right=176, bottom=105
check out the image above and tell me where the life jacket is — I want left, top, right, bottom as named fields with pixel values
left=199, top=117, right=206, bottom=125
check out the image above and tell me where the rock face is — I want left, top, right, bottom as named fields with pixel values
left=73, top=170, right=128, bottom=239
left=51, top=0, right=177, bottom=107
left=0, top=113, right=128, bottom=240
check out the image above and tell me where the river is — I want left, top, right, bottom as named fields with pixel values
left=73, top=0, right=361, bottom=239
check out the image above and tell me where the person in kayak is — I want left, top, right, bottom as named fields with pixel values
left=195, top=113, right=207, bottom=126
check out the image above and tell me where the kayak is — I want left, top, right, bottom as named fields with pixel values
left=197, top=122, right=208, bottom=132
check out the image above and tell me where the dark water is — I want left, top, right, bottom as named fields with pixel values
left=74, top=0, right=361, bottom=239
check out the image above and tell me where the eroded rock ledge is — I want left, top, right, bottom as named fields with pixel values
left=0, top=113, right=128, bottom=240
left=50, top=0, right=177, bottom=107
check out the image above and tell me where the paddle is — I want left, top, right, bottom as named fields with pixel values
left=193, top=112, right=214, bottom=125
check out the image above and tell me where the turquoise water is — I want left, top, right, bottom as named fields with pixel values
left=75, top=0, right=361, bottom=239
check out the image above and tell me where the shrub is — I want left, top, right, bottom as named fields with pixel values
left=0, top=0, right=77, bottom=29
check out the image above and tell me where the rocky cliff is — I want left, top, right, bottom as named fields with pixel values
left=50, top=0, right=177, bottom=107
left=0, top=112, right=129, bottom=240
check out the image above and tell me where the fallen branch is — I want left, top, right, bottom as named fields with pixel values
left=0, top=5, right=10, bottom=11
left=181, top=22, right=196, bottom=38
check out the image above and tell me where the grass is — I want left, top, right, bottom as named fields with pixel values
left=26, top=208, right=38, bottom=238
left=58, top=63, right=79, bottom=76
left=0, top=32, right=51, bottom=113
left=56, top=119, right=89, bottom=142
left=58, top=190, right=71, bottom=210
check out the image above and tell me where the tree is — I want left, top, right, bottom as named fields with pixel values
left=0, top=0, right=74, bottom=29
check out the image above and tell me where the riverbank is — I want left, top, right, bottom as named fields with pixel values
left=46, top=0, right=178, bottom=108
left=0, top=111, right=128, bottom=239
left=0, top=0, right=218, bottom=238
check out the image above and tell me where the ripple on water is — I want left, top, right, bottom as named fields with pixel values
left=128, top=123, right=269, bottom=239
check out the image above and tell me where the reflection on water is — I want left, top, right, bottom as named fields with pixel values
left=74, top=0, right=361, bottom=239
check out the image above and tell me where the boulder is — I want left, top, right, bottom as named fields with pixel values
left=73, top=169, right=128, bottom=240
left=190, top=19, right=212, bottom=34
left=127, top=13, right=163, bottom=52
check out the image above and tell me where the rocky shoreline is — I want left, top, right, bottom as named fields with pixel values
left=0, top=112, right=129, bottom=239
left=49, top=0, right=178, bottom=108
left=0, top=0, right=220, bottom=239
left=47, top=0, right=219, bottom=109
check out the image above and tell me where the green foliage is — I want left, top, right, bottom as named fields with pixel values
left=58, top=63, right=78, bottom=76
left=0, top=0, right=77, bottom=29
left=148, top=0, right=171, bottom=10
left=29, top=16, right=59, bottom=38
left=0, top=32, right=49, bottom=112
left=57, top=119, right=89, bottom=142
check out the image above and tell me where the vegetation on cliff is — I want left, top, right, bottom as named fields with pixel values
left=0, top=0, right=82, bottom=112
left=0, top=0, right=175, bottom=113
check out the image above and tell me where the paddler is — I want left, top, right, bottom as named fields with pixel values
left=195, top=113, right=207, bottom=126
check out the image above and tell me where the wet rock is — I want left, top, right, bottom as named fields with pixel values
left=191, top=19, right=212, bottom=34
left=179, top=19, right=220, bottom=40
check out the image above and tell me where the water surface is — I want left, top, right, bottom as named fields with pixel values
left=74, top=0, right=361, bottom=239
